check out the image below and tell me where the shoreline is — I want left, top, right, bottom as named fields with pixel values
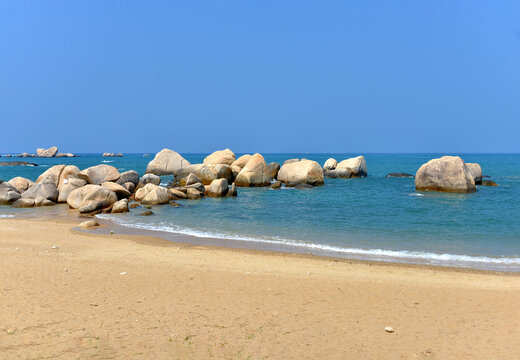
left=1, top=205, right=519, bottom=273
left=1, top=217, right=520, bottom=359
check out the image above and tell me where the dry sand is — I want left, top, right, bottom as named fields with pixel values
left=1, top=218, right=520, bottom=359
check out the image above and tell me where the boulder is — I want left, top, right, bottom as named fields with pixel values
left=111, top=198, right=129, bottom=213
left=183, top=182, right=206, bottom=193
left=116, top=170, right=140, bottom=186
left=79, top=220, right=100, bottom=228
left=186, top=188, right=203, bottom=199
left=282, top=159, right=300, bottom=166
left=168, top=188, right=188, bottom=200
left=0, top=161, right=38, bottom=166
left=78, top=164, right=120, bottom=185
left=185, top=173, right=201, bottom=186
left=36, top=165, right=66, bottom=185
left=324, top=168, right=352, bottom=178
left=6, top=177, right=34, bottom=193
left=140, top=210, right=154, bottom=216
left=135, top=183, right=170, bottom=205
left=323, top=158, right=338, bottom=171
left=102, top=182, right=131, bottom=199
left=386, top=173, right=414, bottom=178
left=177, top=164, right=233, bottom=185
left=137, top=173, right=161, bottom=189
left=336, top=156, right=367, bottom=177
left=227, top=183, right=237, bottom=197
left=21, top=178, right=58, bottom=202
left=203, top=149, right=235, bottom=166
left=466, top=163, right=483, bottom=185
left=36, top=146, right=58, bottom=157
left=146, top=149, right=191, bottom=176
left=12, top=197, right=54, bottom=208
left=266, top=162, right=280, bottom=180
left=235, top=154, right=273, bottom=187
left=121, top=182, right=136, bottom=193
left=277, top=159, right=324, bottom=186
left=231, top=154, right=252, bottom=169
left=0, top=183, right=21, bottom=205
left=67, top=185, right=118, bottom=210
left=231, top=165, right=241, bottom=180
left=415, top=156, right=476, bottom=193
left=12, top=198, right=35, bottom=208
left=207, top=179, right=229, bottom=197
left=57, top=178, right=87, bottom=203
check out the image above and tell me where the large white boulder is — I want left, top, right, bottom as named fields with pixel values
left=146, top=149, right=191, bottom=176
left=336, top=156, right=367, bottom=177
left=277, top=159, right=324, bottom=186
left=415, top=156, right=476, bottom=193
left=36, top=146, right=58, bottom=157
left=67, top=184, right=118, bottom=212
left=235, top=153, right=273, bottom=187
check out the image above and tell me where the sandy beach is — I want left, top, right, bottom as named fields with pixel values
left=1, top=218, right=519, bottom=359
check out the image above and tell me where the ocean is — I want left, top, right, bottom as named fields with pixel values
left=1, top=153, right=519, bottom=271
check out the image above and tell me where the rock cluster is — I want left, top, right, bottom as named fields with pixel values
left=322, top=156, right=367, bottom=178
left=102, top=153, right=123, bottom=157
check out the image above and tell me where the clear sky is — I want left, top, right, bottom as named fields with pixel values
left=1, top=1, right=519, bottom=154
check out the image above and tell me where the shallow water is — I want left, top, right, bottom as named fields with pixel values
left=1, top=153, right=520, bottom=271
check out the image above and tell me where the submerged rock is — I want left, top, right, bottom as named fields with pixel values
left=0, top=161, right=38, bottom=166
left=385, top=173, right=414, bottom=178
left=415, top=156, right=476, bottom=193
left=481, top=180, right=498, bottom=187
left=140, top=210, right=154, bottom=216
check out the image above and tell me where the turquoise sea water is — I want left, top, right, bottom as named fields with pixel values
left=1, top=153, right=520, bottom=271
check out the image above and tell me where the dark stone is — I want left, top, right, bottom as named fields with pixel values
left=129, top=203, right=140, bottom=209
left=140, top=210, right=154, bottom=216
left=481, top=180, right=498, bottom=187
left=270, top=181, right=282, bottom=189
left=385, top=173, right=415, bottom=178
left=169, top=201, right=180, bottom=207
left=293, top=183, right=314, bottom=189
left=0, top=161, right=38, bottom=166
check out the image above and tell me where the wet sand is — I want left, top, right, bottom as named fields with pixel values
left=1, top=217, right=520, bottom=359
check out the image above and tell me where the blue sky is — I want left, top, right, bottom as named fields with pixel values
left=1, top=1, right=519, bottom=153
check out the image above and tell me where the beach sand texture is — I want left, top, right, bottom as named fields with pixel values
left=1, top=218, right=520, bottom=359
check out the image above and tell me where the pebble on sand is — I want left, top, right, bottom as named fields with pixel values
left=384, top=326, right=395, bottom=333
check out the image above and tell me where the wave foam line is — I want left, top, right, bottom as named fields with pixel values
left=0, top=214, right=14, bottom=218
left=96, top=215, right=520, bottom=268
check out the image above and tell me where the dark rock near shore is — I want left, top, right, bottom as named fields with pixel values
left=270, top=181, right=282, bottom=189
left=386, top=173, right=415, bottom=178
left=0, top=161, right=38, bottom=166
left=140, top=210, right=154, bottom=216
left=117, top=170, right=140, bottom=186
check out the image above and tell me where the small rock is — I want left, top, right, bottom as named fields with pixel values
left=51, top=245, right=59, bottom=250
left=120, top=271, right=127, bottom=275
left=109, top=230, right=114, bottom=234
left=384, top=326, right=394, bottom=333
left=64, top=268, right=68, bottom=272
left=140, top=210, right=154, bottom=216
left=79, top=220, right=100, bottom=228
